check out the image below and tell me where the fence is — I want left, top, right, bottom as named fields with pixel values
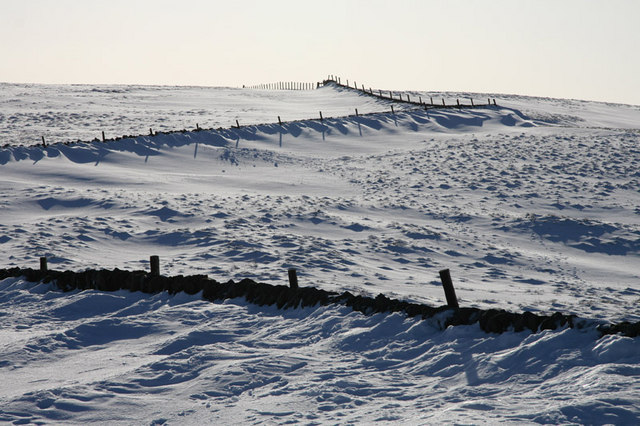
left=320, top=74, right=497, bottom=109
left=244, top=81, right=318, bottom=90
left=2, top=257, right=638, bottom=338
left=244, top=75, right=497, bottom=109
left=13, top=75, right=498, bottom=149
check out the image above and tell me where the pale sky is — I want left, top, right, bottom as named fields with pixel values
left=1, top=0, right=639, bottom=105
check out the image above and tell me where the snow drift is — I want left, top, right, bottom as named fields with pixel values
left=1, top=82, right=639, bottom=423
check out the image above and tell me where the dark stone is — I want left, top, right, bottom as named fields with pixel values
left=3, top=266, right=640, bottom=341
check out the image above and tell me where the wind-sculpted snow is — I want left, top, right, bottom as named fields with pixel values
left=1, top=83, right=639, bottom=423
left=0, top=278, right=638, bottom=424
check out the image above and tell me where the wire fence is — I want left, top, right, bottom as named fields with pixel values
left=6, top=76, right=498, bottom=149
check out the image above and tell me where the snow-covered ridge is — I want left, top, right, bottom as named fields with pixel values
left=0, top=105, right=534, bottom=164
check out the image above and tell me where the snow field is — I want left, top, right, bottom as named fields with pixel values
left=1, top=278, right=639, bottom=424
left=1, top=82, right=639, bottom=423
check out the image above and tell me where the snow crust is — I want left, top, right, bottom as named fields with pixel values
left=1, top=82, right=639, bottom=423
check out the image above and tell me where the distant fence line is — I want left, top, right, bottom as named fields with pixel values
left=9, top=75, right=497, bottom=149
left=321, top=74, right=497, bottom=109
left=243, top=75, right=497, bottom=109
left=244, top=81, right=319, bottom=90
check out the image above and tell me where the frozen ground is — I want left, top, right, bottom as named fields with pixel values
left=1, top=82, right=639, bottom=424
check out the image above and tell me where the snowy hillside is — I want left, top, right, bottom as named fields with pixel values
left=1, top=82, right=639, bottom=424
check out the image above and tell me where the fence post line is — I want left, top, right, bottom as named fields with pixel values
left=457, top=99, right=460, bottom=107
left=319, top=111, right=323, bottom=121
left=391, top=105, right=394, bottom=114
left=419, top=96, right=422, bottom=104
left=40, top=257, right=48, bottom=272
left=102, top=131, right=106, bottom=142
left=442, top=99, right=446, bottom=106
left=288, top=268, right=299, bottom=290
left=150, top=255, right=160, bottom=276
left=355, top=108, right=359, bottom=117
left=41, top=136, right=46, bottom=146
left=278, top=116, right=282, bottom=125
left=407, top=94, right=411, bottom=103
left=439, top=269, right=459, bottom=308
left=150, top=128, right=153, bottom=136
left=493, top=99, right=497, bottom=106
left=431, top=97, right=434, bottom=105
left=236, top=119, right=240, bottom=128
left=471, top=98, right=474, bottom=107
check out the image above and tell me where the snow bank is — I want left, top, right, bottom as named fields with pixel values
left=1, top=277, right=638, bottom=424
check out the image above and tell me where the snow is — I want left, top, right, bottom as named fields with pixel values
left=1, top=82, right=639, bottom=423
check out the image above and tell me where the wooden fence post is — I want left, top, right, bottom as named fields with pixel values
left=355, top=108, right=359, bottom=117
left=319, top=111, right=323, bottom=121
left=150, top=128, right=153, bottom=136
left=407, top=94, right=411, bottom=103
left=40, top=257, right=47, bottom=272
left=236, top=119, right=240, bottom=128
left=471, top=98, right=474, bottom=106
left=278, top=116, right=282, bottom=125
left=439, top=269, right=459, bottom=308
left=430, top=97, right=434, bottom=105
left=102, top=131, right=106, bottom=142
left=442, top=99, right=446, bottom=106
left=391, top=105, right=395, bottom=114
left=288, top=268, right=299, bottom=290
left=150, top=255, right=160, bottom=276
